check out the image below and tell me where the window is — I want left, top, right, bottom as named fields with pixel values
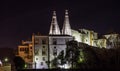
left=36, top=58, right=38, bottom=60
left=42, top=51, right=46, bottom=56
left=35, top=38, right=39, bottom=44
left=27, top=48, right=29, bottom=51
left=43, top=46, right=45, bottom=48
left=35, top=49, right=39, bottom=55
left=43, top=57, right=45, bottom=61
left=86, top=32, right=89, bottom=34
left=53, top=47, right=57, bottom=56
left=42, top=40, right=46, bottom=44
left=20, top=48, right=22, bottom=51
left=54, top=47, right=56, bottom=49
left=25, top=48, right=29, bottom=51
left=53, top=39, right=57, bottom=45
left=20, top=48, right=24, bottom=51
left=24, top=48, right=29, bottom=54
left=42, top=46, right=46, bottom=56
left=22, top=48, right=24, bottom=51
left=41, top=62, right=43, bottom=65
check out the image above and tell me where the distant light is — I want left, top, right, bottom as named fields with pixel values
left=58, top=64, right=70, bottom=69
left=0, top=60, right=2, bottom=66
left=24, top=64, right=27, bottom=68
left=4, top=58, right=8, bottom=62
left=64, top=64, right=70, bottom=69
left=79, top=58, right=84, bottom=62
left=78, top=49, right=84, bottom=63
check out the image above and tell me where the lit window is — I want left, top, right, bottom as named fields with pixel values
left=26, top=48, right=28, bottom=51
left=65, top=39, right=69, bottom=43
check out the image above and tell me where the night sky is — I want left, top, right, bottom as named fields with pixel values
left=0, top=0, right=120, bottom=48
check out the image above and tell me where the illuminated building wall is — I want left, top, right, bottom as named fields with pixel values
left=93, top=39, right=107, bottom=48
left=18, top=40, right=33, bottom=68
left=71, top=29, right=82, bottom=42
left=49, top=35, right=73, bottom=68
left=17, top=10, right=120, bottom=69
left=104, top=34, right=120, bottom=49
left=79, top=29, right=98, bottom=46
left=32, top=35, right=48, bottom=69
left=32, top=34, right=73, bottom=69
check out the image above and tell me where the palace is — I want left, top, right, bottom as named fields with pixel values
left=17, top=10, right=120, bottom=69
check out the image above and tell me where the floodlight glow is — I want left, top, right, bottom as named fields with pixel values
left=79, top=58, right=84, bottom=62
left=0, top=60, right=2, bottom=66
left=24, top=64, right=27, bottom=68
left=64, top=64, right=70, bottom=69
left=4, top=58, right=8, bottom=62
left=58, top=64, right=70, bottom=69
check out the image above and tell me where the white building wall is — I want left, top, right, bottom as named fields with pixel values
left=71, top=29, right=82, bottom=42
left=34, top=36, right=48, bottom=69
left=33, top=35, right=73, bottom=69
left=80, top=29, right=91, bottom=45
left=104, top=34, right=120, bottom=49
left=49, top=36, right=73, bottom=68
left=93, top=39, right=106, bottom=48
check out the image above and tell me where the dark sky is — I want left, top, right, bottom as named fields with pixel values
left=0, top=0, right=120, bottom=48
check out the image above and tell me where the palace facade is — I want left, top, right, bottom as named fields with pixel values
left=17, top=10, right=120, bottom=69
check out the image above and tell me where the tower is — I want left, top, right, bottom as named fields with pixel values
left=62, top=10, right=72, bottom=35
left=49, top=11, right=61, bottom=35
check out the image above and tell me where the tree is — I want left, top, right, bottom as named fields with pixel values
left=58, top=50, right=65, bottom=65
left=51, top=58, right=58, bottom=68
left=66, top=40, right=80, bottom=68
left=13, top=56, right=25, bottom=70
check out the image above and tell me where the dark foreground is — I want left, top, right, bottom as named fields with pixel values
left=17, top=68, right=120, bottom=71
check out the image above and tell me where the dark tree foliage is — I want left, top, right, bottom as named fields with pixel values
left=13, top=56, right=25, bottom=70
left=66, top=40, right=80, bottom=68
left=51, top=58, right=58, bottom=68
left=57, top=50, right=66, bottom=65
left=51, top=39, right=120, bottom=69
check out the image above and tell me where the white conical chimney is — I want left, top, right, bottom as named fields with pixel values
left=49, top=11, right=61, bottom=35
left=62, top=10, right=72, bottom=35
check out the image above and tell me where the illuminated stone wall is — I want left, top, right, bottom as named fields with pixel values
left=33, top=35, right=48, bottom=69
left=32, top=35, right=73, bottom=69
left=71, top=29, right=82, bottom=42
left=104, top=34, right=120, bottom=49
left=18, top=40, right=33, bottom=68
left=93, top=39, right=107, bottom=48
left=49, top=35, right=73, bottom=63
